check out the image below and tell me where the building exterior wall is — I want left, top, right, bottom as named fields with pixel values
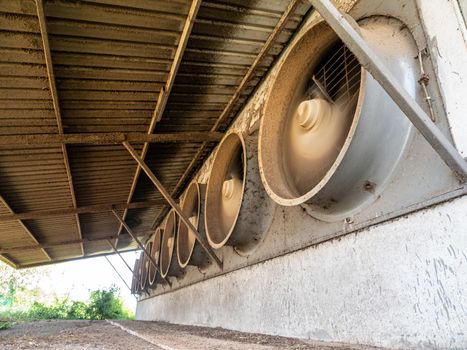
left=136, top=1, right=467, bottom=349
left=137, top=196, right=467, bottom=350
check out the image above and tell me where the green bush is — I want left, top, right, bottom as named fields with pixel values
left=67, top=301, right=88, bottom=320
left=85, top=287, right=132, bottom=320
left=0, top=321, right=13, bottom=330
left=0, top=286, right=133, bottom=322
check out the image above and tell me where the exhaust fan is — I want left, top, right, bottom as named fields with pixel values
left=148, top=227, right=163, bottom=287
left=259, top=17, right=419, bottom=221
left=160, top=209, right=184, bottom=278
left=135, top=252, right=144, bottom=294
left=177, top=182, right=210, bottom=268
left=139, top=241, right=151, bottom=291
left=131, top=257, right=141, bottom=295
left=205, top=131, right=275, bottom=253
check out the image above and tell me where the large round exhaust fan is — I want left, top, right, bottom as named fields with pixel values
left=177, top=182, right=209, bottom=268
left=259, top=18, right=419, bottom=221
left=205, top=132, right=275, bottom=253
left=131, top=257, right=141, bottom=295
left=160, top=209, right=184, bottom=278
left=148, top=228, right=163, bottom=287
left=140, top=242, right=150, bottom=291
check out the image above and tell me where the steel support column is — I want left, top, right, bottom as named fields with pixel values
left=308, top=0, right=467, bottom=180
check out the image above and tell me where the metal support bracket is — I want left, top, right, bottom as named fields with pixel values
left=106, top=240, right=140, bottom=294
left=309, top=0, right=467, bottom=181
left=111, top=209, right=171, bottom=286
left=107, top=239, right=134, bottom=275
left=104, top=256, right=132, bottom=292
left=123, top=141, right=223, bottom=270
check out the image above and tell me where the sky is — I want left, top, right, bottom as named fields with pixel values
left=33, top=251, right=139, bottom=310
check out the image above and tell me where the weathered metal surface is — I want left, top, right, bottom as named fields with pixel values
left=0, top=199, right=164, bottom=221
left=0, top=132, right=224, bottom=145
left=309, top=0, right=467, bottom=180
left=124, top=141, right=223, bottom=269
left=148, top=0, right=310, bottom=230
left=0, top=0, right=310, bottom=267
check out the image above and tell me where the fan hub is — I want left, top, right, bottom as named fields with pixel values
left=222, top=179, right=235, bottom=199
left=295, top=99, right=330, bottom=130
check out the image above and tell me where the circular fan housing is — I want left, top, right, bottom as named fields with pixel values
left=177, top=182, right=209, bottom=268
left=205, top=132, right=276, bottom=252
left=147, top=228, right=163, bottom=287
left=160, top=209, right=184, bottom=278
left=259, top=17, right=418, bottom=221
left=131, top=257, right=140, bottom=295
left=139, top=241, right=151, bottom=291
left=136, top=251, right=144, bottom=293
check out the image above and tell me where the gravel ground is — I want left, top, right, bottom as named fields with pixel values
left=0, top=320, right=390, bottom=350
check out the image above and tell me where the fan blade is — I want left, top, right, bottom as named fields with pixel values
left=284, top=97, right=353, bottom=196
left=220, top=177, right=243, bottom=235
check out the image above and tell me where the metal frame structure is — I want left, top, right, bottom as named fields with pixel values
left=151, top=0, right=306, bottom=228
left=1, top=0, right=306, bottom=269
left=104, top=256, right=131, bottom=292
left=36, top=0, right=84, bottom=256
left=112, top=209, right=171, bottom=286
left=0, top=195, right=51, bottom=264
left=113, top=0, right=203, bottom=249
left=123, top=142, right=223, bottom=269
left=0, top=200, right=164, bottom=222
left=308, top=0, right=467, bottom=181
left=0, top=233, right=137, bottom=255
left=2, top=1, right=464, bottom=300
left=0, top=132, right=223, bottom=146
left=107, top=237, right=143, bottom=296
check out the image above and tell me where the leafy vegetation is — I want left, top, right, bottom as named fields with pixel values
left=0, top=321, right=12, bottom=330
left=0, top=288, right=133, bottom=322
left=0, top=263, right=133, bottom=325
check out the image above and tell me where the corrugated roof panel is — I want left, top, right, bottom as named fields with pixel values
left=0, top=0, right=311, bottom=267
left=129, top=0, right=310, bottom=229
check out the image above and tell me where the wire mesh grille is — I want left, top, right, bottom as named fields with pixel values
left=308, top=43, right=361, bottom=106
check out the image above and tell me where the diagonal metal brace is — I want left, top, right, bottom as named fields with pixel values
left=309, top=0, right=467, bottom=181
left=111, top=209, right=171, bottom=287
left=104, top=256, right=132, bottom=293
left=123, top=141, right=223, bottom=269
left=106, top=240, right=140, bottom=294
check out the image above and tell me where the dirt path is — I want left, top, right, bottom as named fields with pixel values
left=0, top=320, right=389, bottom=350
left=0, top=320, right=162, bottom=350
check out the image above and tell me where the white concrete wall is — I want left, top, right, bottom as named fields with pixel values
left=137, top=196, right=467, bottom=349
left=416, top=0, right=467, bottom=156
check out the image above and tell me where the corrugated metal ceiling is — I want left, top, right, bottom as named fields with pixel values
left=0, top=0, right=310, bottom=268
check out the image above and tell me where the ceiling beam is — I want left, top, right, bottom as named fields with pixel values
left=0, top=196, right=51, bottom=261
left=17, top=248, right=139, bottom=269
left=0, top=233, right=135, bottom=254
left=114, top=0, right=203, bottom=246
left=151, top=0, right=304, bottom=229
left=0, top=200, right=164, bottom=222
left=0, top=253, right=18, bottom=269
left=36, top=0, right=84, bottom=256
left=0, top=132, right=224, bottom=146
